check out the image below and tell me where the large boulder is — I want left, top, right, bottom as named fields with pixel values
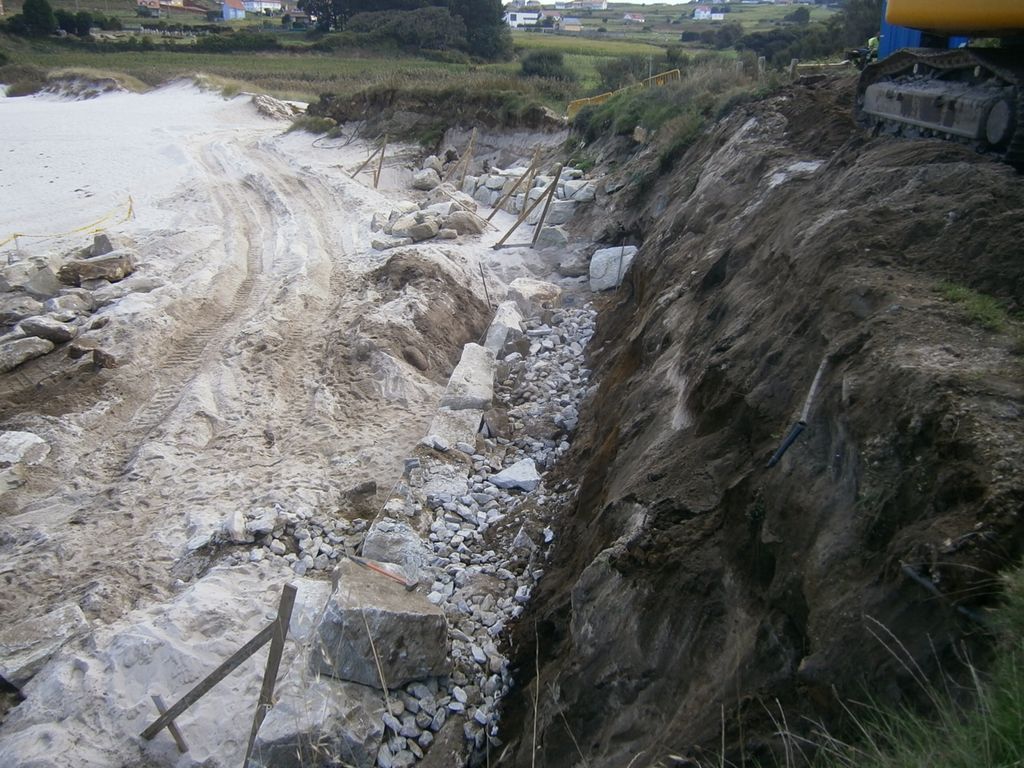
left=589, top=245, right=638, bottom=291
left=391, top=214, right=439, bottom=242
left=0, top=294, right=44, bottom=325
left=411, top=168, right=441, bottom=191
left=421, top=155, right=443, bottom=174
left=528, top=199, right=576, bottom=226
left=250, top=677, right=385, bottom=768
left=0, top=603, right=89, bottom=687
left=440, top=343, right=495, bottom=411
left=443, top=210, right=487, bottom=236
left=507, top=278, right=561, bottom=316
left=18, top=315, right=78, bottom=344
left=534, top=225, right=569, bottom=250
left=313, top=559, right=450, bottom=688
left=361, top=518, right=433, bottom=583
left=0, top=431, right=50, bottom=467
left=0, top=337, right=54, bottom=373
left=489, top=458, right=541, bottom=492
left=58, top=249, right=137, bottom=286
left=483, top=300, right=524, bottom=356
left=90, top=232, right=133, bottom=257
left=425, top=407, right=483, bottom=450
left=0, top=262, right=61, bottom=300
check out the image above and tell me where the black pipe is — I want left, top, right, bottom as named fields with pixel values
left=766, top=420, right=806, bottom=468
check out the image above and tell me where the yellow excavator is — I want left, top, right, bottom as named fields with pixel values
left=857, top=0, right=1024, bottom=164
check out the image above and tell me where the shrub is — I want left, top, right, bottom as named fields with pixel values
left=520, top=50, right=575, bottom=81
left=346, top=8, right=467, bottom=52
left=21, top=0, right=57, bottom=36
left=596, top=55, right=654, bottom=91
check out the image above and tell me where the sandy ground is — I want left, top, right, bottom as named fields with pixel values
left=0, top=83, right=564, bottom=765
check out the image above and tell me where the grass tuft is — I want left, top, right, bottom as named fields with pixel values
left=938, top=282, right=1009, bottom=332
left=287, top=115, right=337, bottom=135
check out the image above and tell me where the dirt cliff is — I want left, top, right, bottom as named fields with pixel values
left=499, top=76, right=1024, bottom=765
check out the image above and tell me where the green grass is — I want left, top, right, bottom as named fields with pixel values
left=1, top=40, right=506, bottom=102
left=809, top=563, right=1024, bottom=768
left=938, top=282, right=1010, bottom=332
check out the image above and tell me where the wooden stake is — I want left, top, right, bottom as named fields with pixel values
left=493, top=167, right=562, bottom=250
left=530, top=164, right=563, bottom=248
left=486, top=148, right=540, bottom=222
left=373, top=134, right=388, bottom=189
left=243, top=583, right=298, bottom=767
left=151, top=695, right=189, bottom=754
left=479, top=263, right=492, bottom=309
left=459, top=128, right=477, bottom=189
left=141, top=583, right=297, bottom=743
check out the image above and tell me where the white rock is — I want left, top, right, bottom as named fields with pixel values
left=483, top=300, right=524, bottom=356
left=411, top=168, right=441, bottom=191
left=0, top=431, right=50, bottom=467
left=0, top=603, right=89, bottom=687
left=440, top=344, right=495, bottom=411
left=589, top=245, right=638, bottom=291
left=489, top=459, right=541, bottom=492
left=508, top=278, right=562, bottom=316
left=313, top=560, right=450, bottom=688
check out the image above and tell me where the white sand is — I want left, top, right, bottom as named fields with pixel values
left=0, top=83, right=568, bottom=767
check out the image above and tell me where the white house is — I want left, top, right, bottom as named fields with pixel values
left=502, top=11, right=540, bottom=28
left=222, top=0, right=245, bottom=20
left=693, top=5, right=712, bottom=20
left=622, top=12, right=645, bottom=24
left=244, top=0, right=282, bottom=12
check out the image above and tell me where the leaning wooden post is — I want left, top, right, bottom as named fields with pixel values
left=493, top=168, right=561, bottom=249
left=530, top=164, right=563, bottom=248
left=350, top=144, right=380, bottom=179
left=757, top=56, right=767, bottom=80
left=140, top=583, right=297, bottom=745
left=486, top=149, right=540, bottom=222
left=459, top=127, right=477, bottom=189
left=789, top=58, right=800, bottom=81
left=373, top=134, right=388, bottom=189
left=243, top=583, right=298, bottom=767
left=151, top=695, right=189, bottom=754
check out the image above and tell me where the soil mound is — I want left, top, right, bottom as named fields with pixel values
left=500, top=76, right=1024, bottom=766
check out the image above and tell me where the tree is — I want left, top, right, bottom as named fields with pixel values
left=55, top=8, right=76, bottom=34
left=21, top=0, right=57, bottom=36
left=785, top=6, right=811, bottom=24
left=74, top=10, right=94, bottom=36
left=281, top=12, right=292, bottom=26
left=839, top=0, right=883, bottom=46
left=449, top=0, right=511, bottom=60
left=520, top=50, right=575, bottom=81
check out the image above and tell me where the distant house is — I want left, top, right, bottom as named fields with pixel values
left=560, top=16, right=583, bottom=32
left=540, top=10, right=562, bottom=22
left=622, top=12, right=645, bottom=24
left=502, top=11, right=540, bottom=28
left=711, top=12, right=725, bottom=20
left=244, top=0, right=281, bottom=12
left=223, top=0, right=245, bottom=20
left=574, top=0, right=607, bottom=10
left=693, top=5, right=712, bottom=20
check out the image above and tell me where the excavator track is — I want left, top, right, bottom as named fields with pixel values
left=857, top=48, right=1024, bottom=165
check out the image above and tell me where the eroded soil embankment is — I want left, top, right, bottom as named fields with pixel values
left=500, top=77, right=1024, bottom=765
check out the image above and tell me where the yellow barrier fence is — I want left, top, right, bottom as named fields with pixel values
left=566, top=69, right=681, bottom=121
left=0, top=196, right=135, bottom=252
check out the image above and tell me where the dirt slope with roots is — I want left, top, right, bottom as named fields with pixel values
left=499, top=76, right=1024, bottom=766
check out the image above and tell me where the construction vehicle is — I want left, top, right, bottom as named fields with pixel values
left=856, top=0, right=1024, bottom=164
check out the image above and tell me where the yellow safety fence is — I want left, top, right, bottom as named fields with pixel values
left=566, top=68, right=682, bottom=121
left=0, top=196, right=135, bottom=252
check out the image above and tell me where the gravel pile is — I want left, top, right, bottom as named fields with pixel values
left=385, top=301, right=596, bottom=763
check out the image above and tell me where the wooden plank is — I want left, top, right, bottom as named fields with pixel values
left=486, top=149, right=539, bottom=222
left=373, top=134, right=388, bottom=189
left=151, top=694, right=189, bottom=754
left=493, top=169, right=562, bottom=250
left=140, top=622, right=275, bottom=741
left=350, top=145, right=381, bottom=179
left=243, top=583, right=298, bottom=767
left=530, top=164, right=563, bottom=248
